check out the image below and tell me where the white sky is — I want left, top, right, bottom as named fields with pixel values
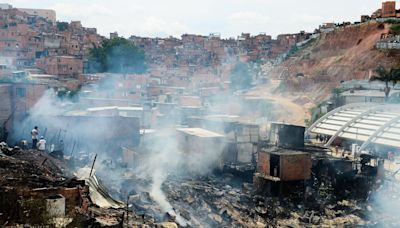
left=6, top=0, right=392, bottom=38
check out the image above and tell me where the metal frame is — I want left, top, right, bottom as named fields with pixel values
left=359, top=115, right=400, bottom=152
left=307, top=103, right=400, bottom=151
left=324, top=105, right=385, bottom=147
left=305, top=103, right=376, bottom=135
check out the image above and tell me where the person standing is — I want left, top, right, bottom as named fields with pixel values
left=31, top=126, right=39, bottom=149
left=37, top=136, right=46, bottom=151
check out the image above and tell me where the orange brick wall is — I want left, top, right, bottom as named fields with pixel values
left=280, top=154, right=311, bottom=181
left=257, top=151, right=270, bottom=176
left=382, top=1, right=396, bottom=18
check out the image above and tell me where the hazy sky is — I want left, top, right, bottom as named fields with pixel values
left=7, top=0, right=388, bottom=38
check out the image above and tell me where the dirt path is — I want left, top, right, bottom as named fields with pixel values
left=245, top=80, right=310, bottom=125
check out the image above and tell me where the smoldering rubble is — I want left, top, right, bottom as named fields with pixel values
left=1, top=78, right=400, bottom=227
left=2, top=145, right=397, bottom=227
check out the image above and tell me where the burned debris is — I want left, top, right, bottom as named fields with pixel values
left=1, top=103, right=400, bottom=227
left=0, top=2, right=400, bottom=227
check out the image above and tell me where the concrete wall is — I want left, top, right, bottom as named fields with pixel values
left=376, top=41, right=400, bottom=50
left=344, top=96, right=385, bottom=104
left=12, top=83, right=47, bottom=120
left=177, top=132, right=225, bottom=155
left=186, top=118, right=260, bottom=164
left=0, top=84, right=12, bottom=125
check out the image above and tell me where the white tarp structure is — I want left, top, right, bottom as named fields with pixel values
left=307, top=103, right=400, bottom=151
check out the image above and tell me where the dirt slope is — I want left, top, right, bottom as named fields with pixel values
left=252, top=22, right=400, bottom=125
left=274, top=22, right=400, bottom=102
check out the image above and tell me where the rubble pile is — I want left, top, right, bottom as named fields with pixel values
left=115, top=174, right=264, bottom=227
left=163, top=175, right=267, bottom=227
left=0, top=147, right=125, bottom=227
left=110, top=173, right=385, bottom=227
left=0, top=148, right=67, bottom=188
left=161, top=176, right=373, bottom=227
left=1, top=145, right=400, bottom=227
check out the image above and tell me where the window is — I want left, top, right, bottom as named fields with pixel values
left=16, top=88, right=26, bottom=97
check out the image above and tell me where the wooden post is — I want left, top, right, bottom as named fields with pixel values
left=89, top=154, right=97, bottom=178
left=41, top=158, right=47, bottom=166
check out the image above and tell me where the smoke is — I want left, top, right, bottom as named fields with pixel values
left=139, top=129, right=182, bottom=215
left=135, top=127, right=224, bottom=225
left=9, top=76, right=139, bottom=165
left=8, top=69, right=272, bottom=226
left=150, top=169, right=171, bottom=212
left=366, top=179, right=400, bottom=225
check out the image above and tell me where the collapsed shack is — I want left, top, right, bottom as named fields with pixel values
left=0, top=147, right=127, bottom=227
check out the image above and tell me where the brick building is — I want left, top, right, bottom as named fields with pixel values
left=382, top=1, right=397, bottom=18
left=17, top=8, right=56, bottom=24
left=0, top=82, right=48, bottom=129
left=0, top=8, right=102, bottom=78
left=35, top=56, right=83, bottom=77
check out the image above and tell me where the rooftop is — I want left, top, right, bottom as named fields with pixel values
left=176, top=128, right=225, bottom=138
left=340, top=89, right=398, bottom=97
left=87, top=106, right=144, bottom=112
left=200, top=115, right=240, bottom=123
left=260, top=147, right=310, bottom=156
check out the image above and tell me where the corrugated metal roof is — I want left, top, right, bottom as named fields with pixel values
left=307, top=103, right=400, bottom=149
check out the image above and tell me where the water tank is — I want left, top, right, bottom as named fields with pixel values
left=46, top=194, right=65, bottom=217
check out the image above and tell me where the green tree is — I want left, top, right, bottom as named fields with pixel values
left=369, top=65, right=400, bottom=100
left=56, top=22, right=69, bottom=31
left=87, top=37, right=146, bottom=74
left=230, top=62, right=253, bottom=91
left=391, top=24, right=400, bottom=35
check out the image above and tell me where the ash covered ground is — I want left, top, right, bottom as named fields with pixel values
left=97, top=168, right=400, bottom=227
left=1, top=143, right=400, bottom=227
